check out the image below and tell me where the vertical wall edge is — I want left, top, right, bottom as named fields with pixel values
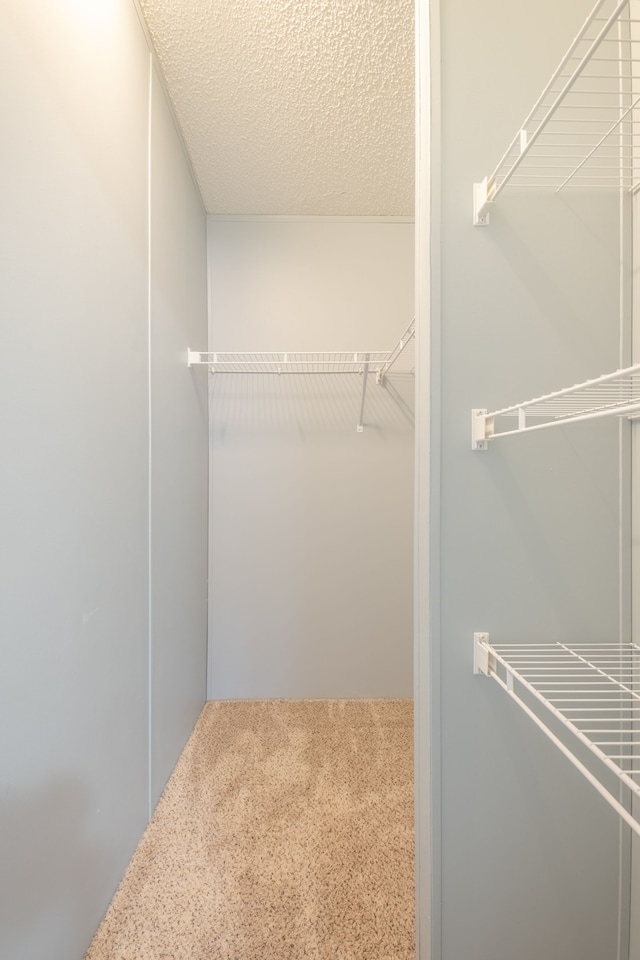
left=416, top=0, right=442, bottom=957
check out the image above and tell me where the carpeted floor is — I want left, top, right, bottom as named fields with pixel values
left=85, top=698, right=415, bottom=960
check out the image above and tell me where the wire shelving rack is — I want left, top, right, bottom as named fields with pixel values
left=469, top=0, right=640, bottom=842
left=188, top=349, right=390, bottom=375
left=471, top=363, right=640, bottom=448
left=188, top=319, right=415, bottom=432
left=473, top=0, right=640, bottom=224
left=474, top=634, right=640, bottom=835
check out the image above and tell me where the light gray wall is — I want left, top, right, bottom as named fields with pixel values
left=422, top=0, right=624, bottom=957
left=207, top=218, right=414, bottom=700
left=149, top=65, right=208, bottom=806
left=0, top=6, right=207, bottom=960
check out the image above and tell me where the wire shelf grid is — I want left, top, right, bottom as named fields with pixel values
left=188, top=320, right=415, bottom=432
left=473, top=0, right=640, bottom=222
left=188, top=319, right=416, bottom=378
left=472, top=363, right=640, bottom=447
left=188, top=350, right=389, bottom=375
left=475, top=635, right=640, bottom=835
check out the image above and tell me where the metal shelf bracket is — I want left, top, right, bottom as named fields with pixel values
left=471, top=409, right=491, bottom=450
left=473, top=632, right=492, bottom=675
left=473, top=177, right=494, bottom=226
left=356, top=355, right=371, bottom=433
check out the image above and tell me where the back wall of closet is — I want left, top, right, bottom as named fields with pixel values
left=207, top=218, right=414, bottom=700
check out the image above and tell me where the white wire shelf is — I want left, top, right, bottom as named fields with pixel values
left=471, top=363, right=640, bottom=449
left=188, top=318, right=415, bottom=378
left=474, top=633, right=640, bottom=836
left=188, top=350, right=389, bottom=375
left=189, top=319, right=415, bottom=432
left=473, top=0, right=640, bottom=224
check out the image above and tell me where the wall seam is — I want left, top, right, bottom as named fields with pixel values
left=206, top=218, right=214, bottom=700
left=416, top=0, right=432, bottom=958
left=617, top=65, right=634, bottom=951
left=147, top=52, right=154, bottom=821
left=417, top=0, right=442, bottom=957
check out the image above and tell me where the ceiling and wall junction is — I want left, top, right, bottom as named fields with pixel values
left=139, top=0, right=415, bottom=216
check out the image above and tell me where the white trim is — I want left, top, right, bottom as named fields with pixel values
left=207, top=214, right=415, bottom=224
left=416, top=0, right=441, bottom=958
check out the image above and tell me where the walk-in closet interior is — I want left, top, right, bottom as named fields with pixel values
left=10, top=0, right=640, bottom=957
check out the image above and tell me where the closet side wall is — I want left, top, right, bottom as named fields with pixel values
left=207, top=218, right=414, bottom=700
left=426, top=0, right=623, bottom=957
left=0, top=5, right=208, bottom=960
left=149, top=65, right=208, bottom=806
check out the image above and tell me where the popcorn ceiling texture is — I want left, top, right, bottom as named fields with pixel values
left=85, top=698, right=415, bottom=960
left=139, top=0, right=414, bottom=216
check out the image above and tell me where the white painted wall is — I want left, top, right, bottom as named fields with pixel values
left=0, top=5, right=207, bottom=959
left=207, top=218, right=414, bottom=699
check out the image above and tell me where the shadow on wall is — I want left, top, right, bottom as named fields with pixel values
left=475, top=191, right=620, bottom=403
left=474, top=418, right=619, bottom=644
left=210, top=373, right=415, bottom=440
left=0, top=776, right=107, bottom=957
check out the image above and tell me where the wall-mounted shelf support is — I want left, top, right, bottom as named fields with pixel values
left=376, top=318, right=416, bottom=384
left=357, top=355, right=371, bottom=433
left=188, top=319, right=415, bottom=432
left=472, top=178, right=495, bottom=226
left=471, top=409, right=492, bottom=450
left=472, top=364, right=640, bottom=448
left=474, top=633, right=640, bottom=837
left=473, top=632, right=493, bottom=675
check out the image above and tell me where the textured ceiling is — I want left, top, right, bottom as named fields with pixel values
left=139, top=0, right=414, bottom=216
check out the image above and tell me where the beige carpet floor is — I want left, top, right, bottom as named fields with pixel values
left=85, top=698, right=415, bottom=960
